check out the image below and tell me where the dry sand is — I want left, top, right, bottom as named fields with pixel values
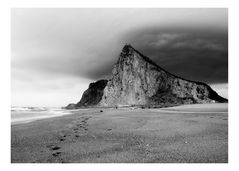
left=11, top=103, right=228, bottom=163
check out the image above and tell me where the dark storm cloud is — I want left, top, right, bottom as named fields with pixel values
left=121, top=27, right=228, bottom=84
left=12, top=9, right=228, bottom=82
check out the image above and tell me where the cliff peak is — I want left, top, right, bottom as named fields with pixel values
left=120, top=44, right=136, bottom=57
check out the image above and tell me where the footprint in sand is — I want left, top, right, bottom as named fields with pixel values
left=50, top=151, right=65, bottom=163
left=51, top=146, right=61, bottom=151
left=52, top=152, right=61, bottom=157
left=59, top=138, right=65, bottom=142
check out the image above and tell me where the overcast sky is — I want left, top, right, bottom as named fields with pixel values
left=11, top=8, right=228, bottom=107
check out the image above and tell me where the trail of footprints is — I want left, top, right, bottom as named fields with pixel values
left=72, top=116, right=91, bottom=136
left=46, top=115, right=92, bottom=162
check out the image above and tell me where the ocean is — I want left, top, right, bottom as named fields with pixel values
left=11, top=106, right=79, bottom=125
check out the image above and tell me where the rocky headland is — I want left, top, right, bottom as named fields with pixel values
left=66, top=44, right=227, bottom=109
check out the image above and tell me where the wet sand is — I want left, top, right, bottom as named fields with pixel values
left=11, top=103, right=228, bottom=163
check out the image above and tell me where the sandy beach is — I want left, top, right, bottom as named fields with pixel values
left=11, top=103, right=228, bottom=163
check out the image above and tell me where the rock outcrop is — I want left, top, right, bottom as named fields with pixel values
left=65, top=103, right=77, bottom=109
left=67, top=44, right=227, bottom=108
left=75, top=79, right=108, bottom=107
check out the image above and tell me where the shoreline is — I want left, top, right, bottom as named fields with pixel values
left=11, top=108, right=91, bottom=125
left=11, top=103, right=228, bottom=125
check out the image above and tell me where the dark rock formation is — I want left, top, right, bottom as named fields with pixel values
left=75, top=79, right=108, bottom=107
left=67, top=44, right=227, bottom=108
left=65, top=103, right=77, bottom=109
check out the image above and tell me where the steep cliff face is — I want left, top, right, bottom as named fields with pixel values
left=99, top=44, right=227, bottom=107
left=68, top=44, right=227, bottom=108
left=75, top=79, right=108, bottom=107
